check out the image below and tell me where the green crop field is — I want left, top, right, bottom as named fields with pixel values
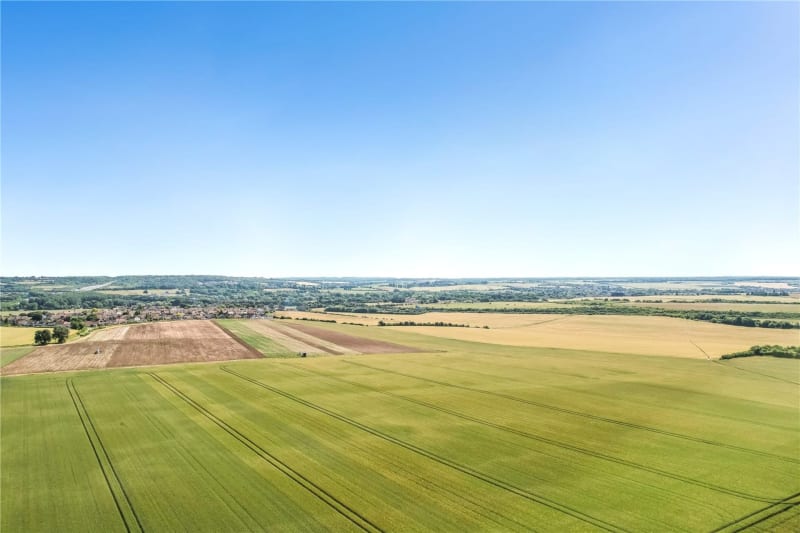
left=2, top=324, right=798, bottom=532
left=215, top=319, right=295, bottom=357
left=0, top=346, right=35, bottom=368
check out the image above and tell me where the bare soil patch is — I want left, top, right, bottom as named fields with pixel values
left=1, top=321, right=259, bottom=376
left=241, top=320, right=355, bottom=355
left=283, top=322, right=420, bottom=354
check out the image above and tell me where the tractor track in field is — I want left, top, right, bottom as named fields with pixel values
left=427, top=358, right=598, bottom=384
left=712, top=359, right=800, bottom=386
left=491, top=315, right=575, bottom=329
left=182, top=371, right=535, bottom=531
left=408, top=358, right=795, bottom=432
left=290, top=364, right=784, bottom=504
left=689, top=340, right=712, bottom=361
left=220, top=366, right=627, bottom=532
left=147, top=372, right=382, bottom=533
left=344, top=361, right=800, bottom=465
left=66, top=379, right=144, bottom=533
left=709, top=491, right=800, bottom=533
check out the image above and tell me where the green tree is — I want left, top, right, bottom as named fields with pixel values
left=69, top=317, right=85, bottom=330
left=34, top=329, right=52, bottom=345
left=52, top=325, right=69, bottom=344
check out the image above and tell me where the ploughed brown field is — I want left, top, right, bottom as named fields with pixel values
left=0, top=320, right=260, bottom=375
left=221, top=318, right=421, bottom=356
left=282, top=321, right=420, bottom=354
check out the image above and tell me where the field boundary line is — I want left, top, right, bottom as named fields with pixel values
left=709, top=491, right=800, bottom=533
left=220, top=366, right=627, bottom=532
left=290, top=364, right=784, bottom=504
left=147, top=372, right=382, bottom=533
left=271, top=322, right=343, bottom=354
left=66, top=379, right=144, bottom=533
left=344, top=360, right=800, bottom=465
left=210, top=320, right=265, bottom=358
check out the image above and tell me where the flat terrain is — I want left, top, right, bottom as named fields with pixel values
left=564, top=294, right=800, bottom=303
left=284, top=321, right=420, bottom=354
left=0, top=346, right=34, bottom=367
left=402, top=315, right=800, bottom=358
left=0, top=321, right=259, bottom=376
left=427, top=299, right=800, bottom=313
left=215, top=319, right=296, bottom=357
left=96, top=289, right=179, bottom=295
left=424, top=301, right=574, bottom=310
left=0, top=308, right=87, bottom=317
left=240, top=319, right=360, bottom=355
left=2, top=322, right=798, bottom=531
left=279, top=311, right=799, bottom=358
left=0, top=326, right=79, bottom=347
left=219, top=319, right=419, bottom=356
left=620, top=301, right=800, bottom=313
left=406, top=283, right=536, bottom=291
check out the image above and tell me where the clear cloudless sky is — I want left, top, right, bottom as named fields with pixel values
left=1, top=1, right=798, bottom=277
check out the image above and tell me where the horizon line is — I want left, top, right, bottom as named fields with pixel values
left=1, top=274, right=798, bottom=281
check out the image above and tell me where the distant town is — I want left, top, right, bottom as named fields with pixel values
left=3, top=305, right=273, bottom=329
left=2, top=276, right=798, bottom=332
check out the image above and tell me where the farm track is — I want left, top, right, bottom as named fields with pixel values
left=292, top=364, right=784, bottom=504
left=220, top=366, right=627, bottom=532
left=345, top=361, right=800, bottom=465
left=66, top=379, right=144, bottom=533
left=709, top=491, right=800, bottom=533
left=147, top=373, right=382, bottom=533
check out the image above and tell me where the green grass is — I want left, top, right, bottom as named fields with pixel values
left=0, top=346, right=35, bottom=367
left=2, top=324, right=798, bottom=531
left=215, top=319, right=294, bottom=357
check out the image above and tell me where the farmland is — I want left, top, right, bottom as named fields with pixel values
left=426, top=299, right=800, bottom=313
left=0, top=326, right=79, bottom=347
left=217, top=319, right=419, bottom=357
left=278, top=311, right=799, bottom=358
left=0, top=346, right=34, bottom=367
left=96, top=288, right=181, bottom=296
left=0, top=320, right=259, bottom=376
left=394, top=314, right=800, bottom=358
left=3, top=275, right=797, bottom=317
left=2, top=320, right=798, bottom=532
left=589, top=294, right=800, bottom=303
left=618, top=301, right=800, bottom=314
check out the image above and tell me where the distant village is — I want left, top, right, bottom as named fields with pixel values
left=3, top=305, right=278, bottom=329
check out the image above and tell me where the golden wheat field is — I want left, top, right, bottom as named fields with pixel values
left=280, top=311, right=799, bottom=358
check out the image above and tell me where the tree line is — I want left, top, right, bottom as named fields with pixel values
left=34, top=326, right=70, bottom=345
left=421, top=305, right=800, bottom=329
left=377, top=320, right=476, bottom=327
left=720, top=345, right=800, bottom=360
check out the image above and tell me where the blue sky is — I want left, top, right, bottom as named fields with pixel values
left=2, top=1, right=797, bottom=277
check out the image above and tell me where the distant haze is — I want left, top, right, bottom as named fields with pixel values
left=2, top=2, right=798, bottom=277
